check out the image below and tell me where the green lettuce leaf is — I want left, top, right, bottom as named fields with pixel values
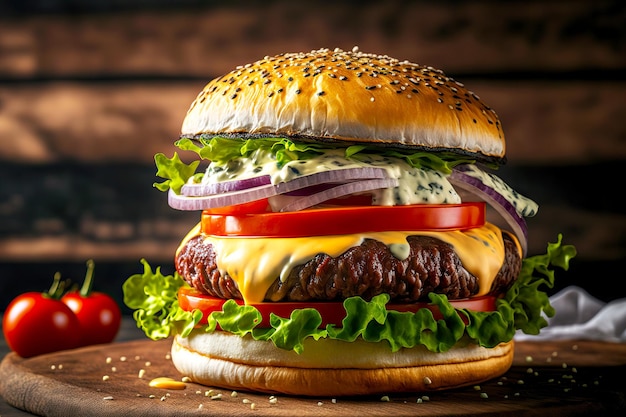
left=153, top=152, right=200, bottom=194
left=122, top=259, right=201, bottom=339
left=182, top=136, right=329, bottom=166
left=505, top=234, right=577, bottom=335
left=264, top=309, right=328, bottom=354
left=327, top=293, right=467, bottom=352
left=205, top=299, right=262, bottom=335
left=154, top=136, right=484, bottom=194
left=122, top=236, right=576, bottom=353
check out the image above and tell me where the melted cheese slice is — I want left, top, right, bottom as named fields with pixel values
left=178, top=223, right=510, bottom=303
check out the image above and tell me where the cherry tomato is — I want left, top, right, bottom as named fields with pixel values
left=177, top=286, right=496, bottom=328
left=201, top=202, right=485, bottom=237
left=62, top=260, right=121, bottom=346
left=3, top=273, right=82, bottom=358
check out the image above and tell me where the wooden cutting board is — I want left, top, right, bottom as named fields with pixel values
left=1, top=339, right=625, bottom=417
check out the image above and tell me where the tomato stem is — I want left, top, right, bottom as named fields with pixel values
left=79, top=259, right=96, bottom=297
left=46, top=272, right=68, bottom=300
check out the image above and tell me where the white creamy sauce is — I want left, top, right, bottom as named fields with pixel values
left=202, top=148, right=461, bottom=206
left=205, top=149, right=277, bottom=180
left=460, top=165, right=538, bottom=217
left=200, top=148, right=536, bottom=217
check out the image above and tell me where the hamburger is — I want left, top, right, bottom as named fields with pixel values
left=123, top=47, right=576, bottom=396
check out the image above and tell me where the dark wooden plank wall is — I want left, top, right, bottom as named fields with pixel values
left=1, top=0, right=624, bottom=311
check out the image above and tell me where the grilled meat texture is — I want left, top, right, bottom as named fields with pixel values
left=175, top=234, right=521, bottom=302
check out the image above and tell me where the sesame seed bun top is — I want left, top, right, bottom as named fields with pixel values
left=181, top=47, right=506, bottom=161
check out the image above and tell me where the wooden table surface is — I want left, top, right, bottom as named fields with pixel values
left=1, top=318, right=625, bottom=416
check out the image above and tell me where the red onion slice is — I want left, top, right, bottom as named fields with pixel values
left=275, top=167, right=389, bottom=194
left=168, top=184, right=277, bottom=211
left=449, top=169, right=528, bottom=256
left=170, top=167, right=393, bottom=211
left=271, top=178, right=399, bottom=212
left=182, top=175, right=271, bottom=196
left=182, top=166, right=390, bottom=197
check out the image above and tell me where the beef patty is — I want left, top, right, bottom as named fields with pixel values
left=175, top=234, right=521, bottom=302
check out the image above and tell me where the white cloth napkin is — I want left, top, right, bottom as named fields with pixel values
left=514, top=286, right=626, bottom=342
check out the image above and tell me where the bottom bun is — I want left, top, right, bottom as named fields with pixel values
left=171, top=330, right=514, bottom=396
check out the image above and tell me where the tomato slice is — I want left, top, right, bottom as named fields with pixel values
left=178, top=287, right=496, bottom=329
left=201, top=202, right=485, bottom=237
